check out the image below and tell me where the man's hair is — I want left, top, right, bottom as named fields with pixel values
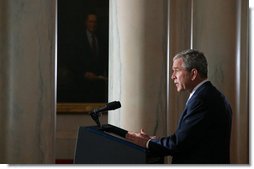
left=173, top=49, right=208, bottom=78
left=85, top=11, right=97, bottom=21
left=86, top=13, right=97, bottom=19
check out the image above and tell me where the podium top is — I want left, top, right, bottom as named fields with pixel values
left=84, top=124, right=147, bottom=152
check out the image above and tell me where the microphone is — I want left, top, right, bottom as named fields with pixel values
left=92, top=101, right=121, bottom=114
left=90, top=101, right=121, bottom=127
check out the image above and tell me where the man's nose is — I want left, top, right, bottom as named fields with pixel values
left=171, top=73, right=175, bottom=80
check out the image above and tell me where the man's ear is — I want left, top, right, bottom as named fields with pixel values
left=191, top=68, right=198, bottom=81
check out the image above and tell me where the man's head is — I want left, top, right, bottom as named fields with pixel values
left=171, top=49, right=208, bottom=92
left=85, top=13, right=97, bottom=33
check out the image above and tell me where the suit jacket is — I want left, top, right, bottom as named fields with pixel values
left=149, top=81, right=232, bottom=164
left=69, top=30, right=108, bottom=78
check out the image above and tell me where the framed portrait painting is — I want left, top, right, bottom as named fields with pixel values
left=57, top=0, right=109, bottom=113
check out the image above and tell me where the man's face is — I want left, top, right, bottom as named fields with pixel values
left=171, top=58, right=192, bottom=92
left=86, top=14, right=97, bottom=33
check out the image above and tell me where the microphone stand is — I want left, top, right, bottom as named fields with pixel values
left=90, top=111, right=102, bottom=128
left=89, top=110, right=127, bottom=138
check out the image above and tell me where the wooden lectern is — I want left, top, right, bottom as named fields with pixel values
left=74, top=124, right=164, bottom=164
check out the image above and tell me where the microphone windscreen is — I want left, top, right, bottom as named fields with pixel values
left=107, top=101, right=121, bottom=110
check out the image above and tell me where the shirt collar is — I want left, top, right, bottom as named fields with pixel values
left=188, top=79, right=209, bottom=101
left=86, top=30, right=93, bottom=37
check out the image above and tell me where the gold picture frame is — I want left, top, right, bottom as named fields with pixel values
left=57, top=102, right=105, bottom=114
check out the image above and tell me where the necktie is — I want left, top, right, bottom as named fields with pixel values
left=91, top=34, right=97, bottom=57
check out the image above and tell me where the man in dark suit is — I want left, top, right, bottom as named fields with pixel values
left=58, top=12, right=108, bottom=102
left=76, top=13, right=107, bottom=80
left=126, top=49, right=232, bottom=164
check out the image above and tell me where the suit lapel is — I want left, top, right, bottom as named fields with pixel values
left=177, top=107, right=187, bottom=128
left=177, top=81, right=211, bottom=128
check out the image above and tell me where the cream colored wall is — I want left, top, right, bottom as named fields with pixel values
left=0, top=0, right=56, bottom=163
left=108, top=0, right=168, bottom=137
